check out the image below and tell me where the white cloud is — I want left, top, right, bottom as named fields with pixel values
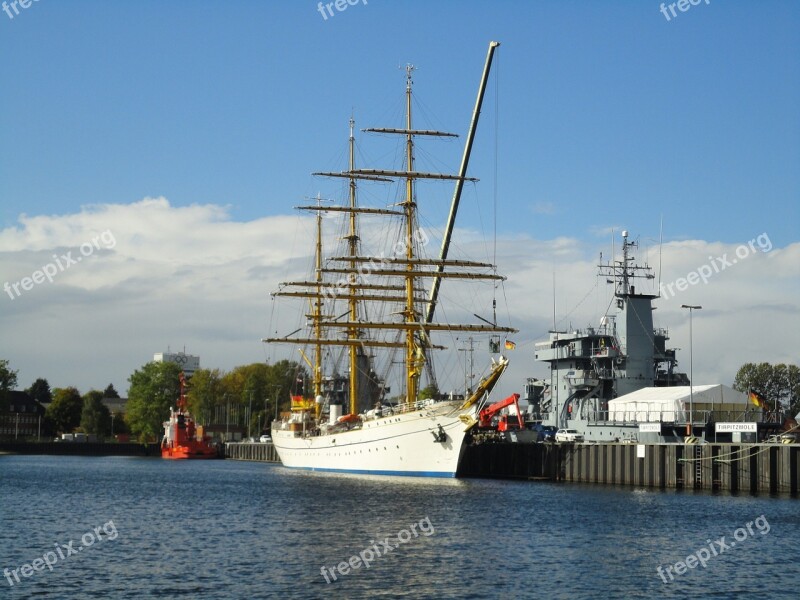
left=531, top=201, right=556, bottom=215
left=0, top=198, right=797, bottom=401
left=0, top=198, right=315, bottom=395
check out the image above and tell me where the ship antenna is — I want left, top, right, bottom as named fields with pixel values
left=611, top=229, right=616, bottom=296
left=552, top=268, right=557, bottom=331
left=657, top=215, right=663, bottom=297
left=621, top=230, right=629, bottom=296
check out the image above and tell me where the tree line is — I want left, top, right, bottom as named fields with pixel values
left=1, top=359, right=122, bottom=438
left=732, top=362, right=800, bottom=415
left=124, top=359, right=305, bottom=441
left=2, top=358, right=306, bottom=442
left=3, top=358, right=797, bottom=441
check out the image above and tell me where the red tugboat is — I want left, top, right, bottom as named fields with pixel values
left=161, top=372, right=218, bottom=459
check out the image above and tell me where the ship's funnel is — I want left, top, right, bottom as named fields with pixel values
left=329, top=404, right=342, bottom=425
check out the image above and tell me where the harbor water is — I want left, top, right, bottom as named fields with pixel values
left=1, top=455, right=798, bottom=599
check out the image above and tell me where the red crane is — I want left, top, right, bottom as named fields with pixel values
left=478, top=393, right=524, bottom=431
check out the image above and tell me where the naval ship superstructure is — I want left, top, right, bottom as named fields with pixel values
left=523, top=232, right=762, bottom=443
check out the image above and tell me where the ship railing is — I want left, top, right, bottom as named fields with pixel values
left=591, top=346, right=620, bottom=358
left=594, top=368, right=614, bottom=379
left=388, top=398, right=439, bottom=416
left=528, top=411, right=557, bottom=423
left=587, top=409, right=769, bottom=425
left=672, top=410, right=768, bottom=424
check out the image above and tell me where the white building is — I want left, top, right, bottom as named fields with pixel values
left=153, top=351, right=200, bottom=376
left=607, top=384, right=754, bottom=423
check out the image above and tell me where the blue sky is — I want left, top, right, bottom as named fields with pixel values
left=3, top=0, right=798, bottom=243
left=1, top=0, right=798, bottom=396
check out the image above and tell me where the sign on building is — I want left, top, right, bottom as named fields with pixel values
left=153, top=352, right=200, bottom=375
left=715, top=422, right=758, bottom=433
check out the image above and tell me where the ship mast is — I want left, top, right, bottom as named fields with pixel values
left=313, top=196, right=323, bottom=401
left=347, top=117, right=360, bottom=416
left=599, top=230, right=656, bottom=299
left=403, top=65, right=421, bottom=403
left=265, top=56, right=517, bottom=414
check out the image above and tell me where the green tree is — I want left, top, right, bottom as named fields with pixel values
left=27, top=378, right=52, bottom=405
left=257, top=360, right=306, bottom=431
left=215, top=361, right=304, bottom=433
left=186, top=368, right=224, bottom=426
left=1, top=359, right=18, bottom=410
left=0, top=359, right=17, bottom=391
left=103, top=383, right=120, bottom=398
left=787, top=365, right=800, bottom=416
left=46, top=387, right=83, bottom=433
left=80, top=390, right=111, bottom=437
left=239, top=363, right=273, bottom=436
left=419, top=384, right=440, bottom=400
left=733, top=362, right=800, bottom=413
left=111, top=411, right=130, bottom=436
left=125, top=361, right=182, bottom=442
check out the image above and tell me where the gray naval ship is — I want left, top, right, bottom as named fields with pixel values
left=520, top=231, right=772, bottom=444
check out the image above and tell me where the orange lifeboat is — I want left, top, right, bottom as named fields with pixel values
left=337, top=413, right=361, bottom=424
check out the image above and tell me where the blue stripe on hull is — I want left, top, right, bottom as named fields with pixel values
left=281, top=465, right=456, bottom=478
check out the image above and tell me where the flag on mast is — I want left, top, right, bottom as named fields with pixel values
left=748, top=390, right=767, bottom=409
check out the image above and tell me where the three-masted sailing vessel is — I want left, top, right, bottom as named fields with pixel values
left=263, top=42, right=515, bottom=477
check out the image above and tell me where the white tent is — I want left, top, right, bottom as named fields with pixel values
left=607, top=384, right=754, bottom=423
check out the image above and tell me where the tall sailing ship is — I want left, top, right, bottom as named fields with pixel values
left=263, top=43, right=516, bottom=477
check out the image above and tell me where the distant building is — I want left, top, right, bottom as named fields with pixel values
left=0, top=391, right=45, bottom=439
left=202, top=424, right=246, bottom=443
left=102, top=397, right=128, bottom=415
left=153, top=351, right=200, bottom=376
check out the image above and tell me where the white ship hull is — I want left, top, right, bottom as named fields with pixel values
left=271, top=401, right=475, bottom=478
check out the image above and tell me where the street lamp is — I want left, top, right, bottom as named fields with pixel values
left=224, top=393, right=229, bottom=442
left=246, top=389, right=254, bottom=440
left=681, top=304, right=702, bottom=437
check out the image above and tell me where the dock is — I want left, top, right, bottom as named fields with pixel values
left=458, top=442, right=800, bottom=495
left=0, top=441, right=162, bottom=457
left=224, top=442, right=279, bottom=462
left=218, top=440, right=798, bottom=495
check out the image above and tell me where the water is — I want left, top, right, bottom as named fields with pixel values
left=1, top=455, right=798, bottom=599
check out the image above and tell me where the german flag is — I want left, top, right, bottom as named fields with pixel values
left=504, top=340, right=516, bottom=350
left=749, top=390, right=767, bottom=409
